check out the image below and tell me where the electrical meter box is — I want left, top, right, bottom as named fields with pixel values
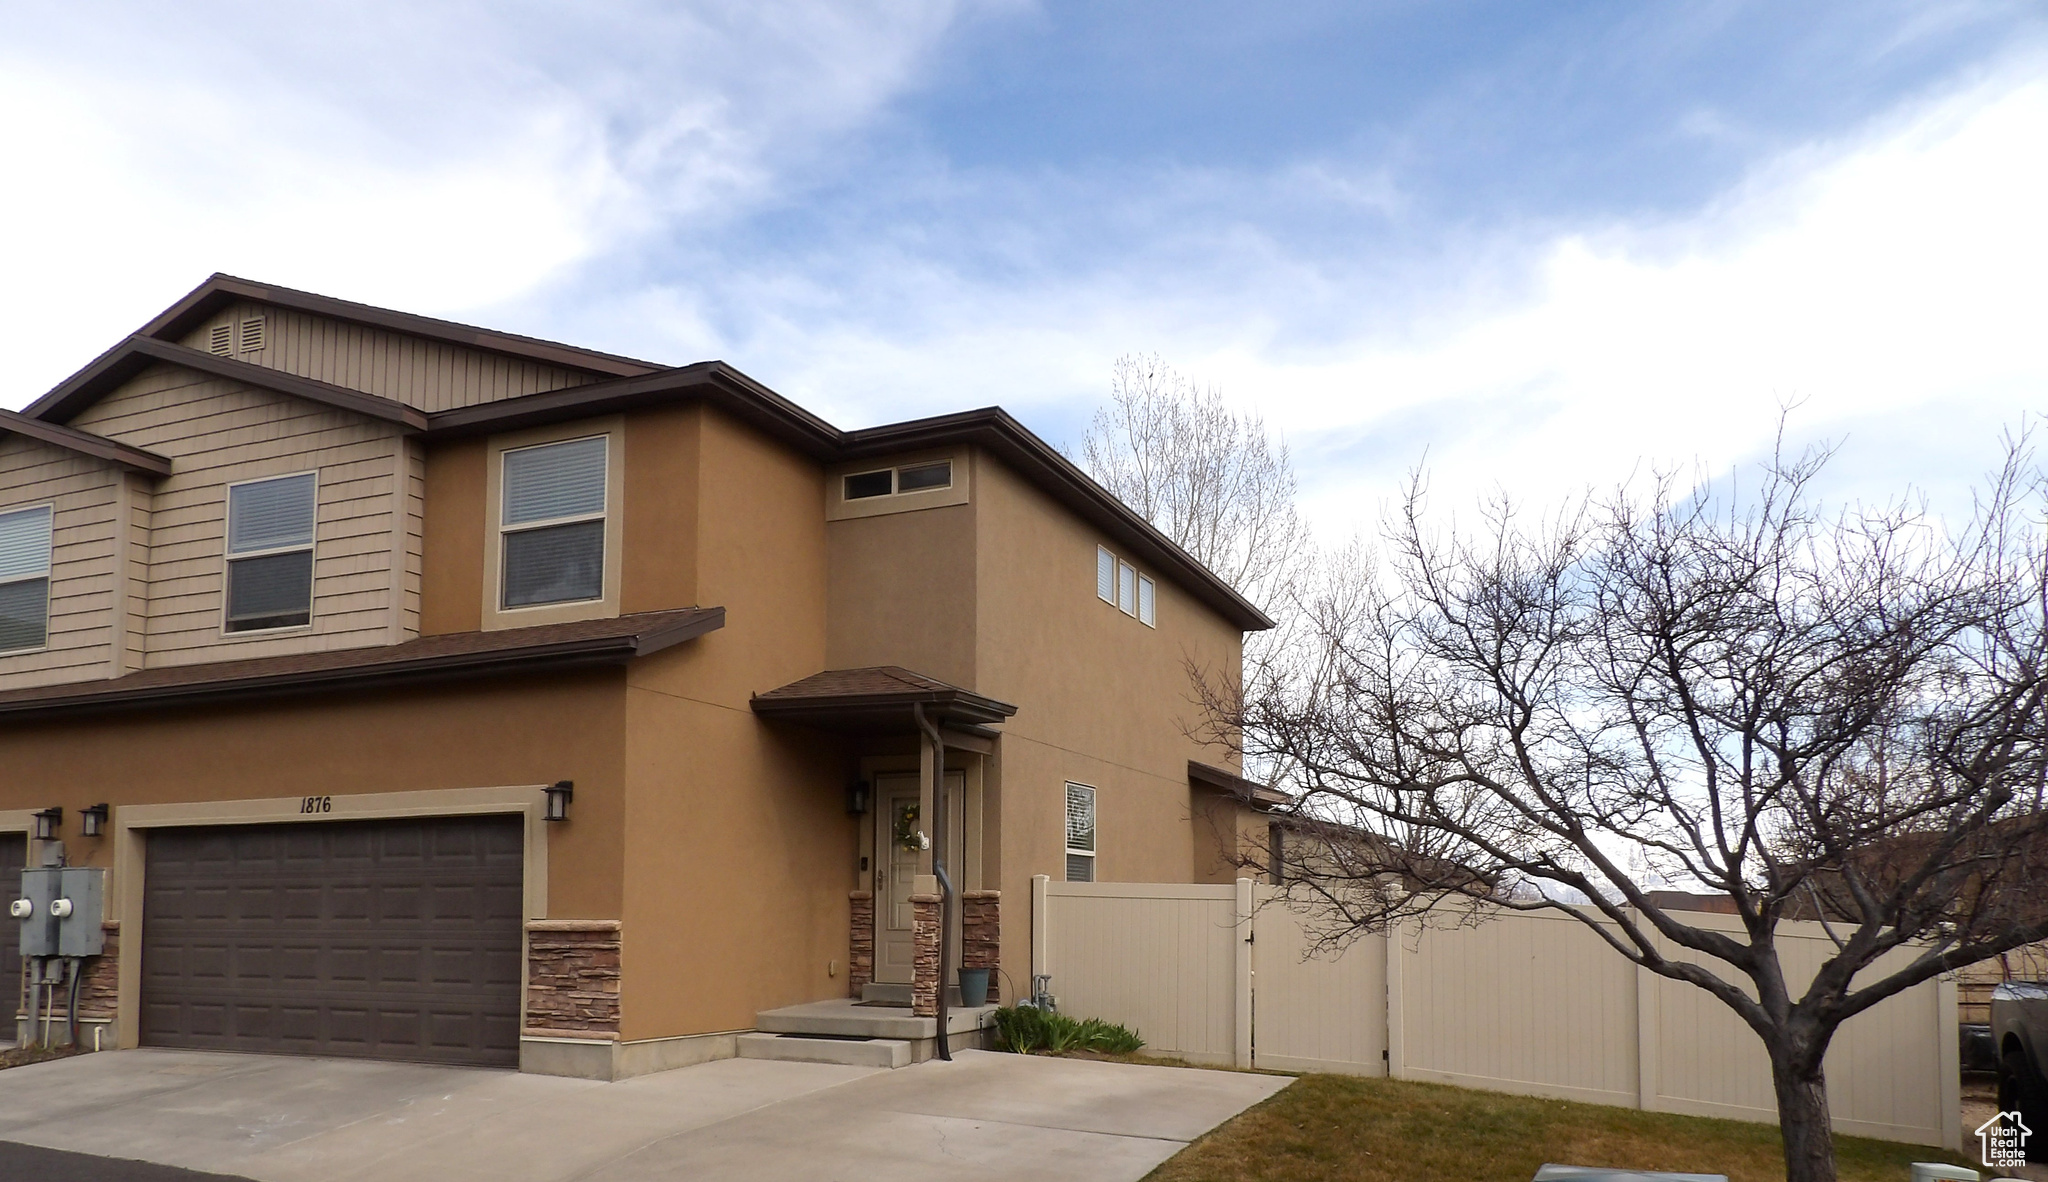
left=16, top=867, right=105, bottom=958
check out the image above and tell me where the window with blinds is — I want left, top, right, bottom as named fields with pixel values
left=225, top=474, right=315, bottom=632
left=1137, top=574, right=1156, bottom=627
left=501, top=435, right=607, bottom=608
left=0, top=504, right=54, bottom=653
left=1064, top=782, right=1096, bottom=883
left=1096, top=546, right=1115, bottom=604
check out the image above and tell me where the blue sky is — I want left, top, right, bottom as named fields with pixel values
left=3, top=1, right=2043, bottom=538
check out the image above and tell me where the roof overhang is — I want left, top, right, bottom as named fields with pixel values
left=1189, top=759, right=1292, bottom=808
left=0, top=407, right=172, bottom=476
left=751, top=666, right=1018, bottom=733
left=0, top=607, right=722, bottom=722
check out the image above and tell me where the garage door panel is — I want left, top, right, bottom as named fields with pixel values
left=143, top=816, right=523, bottom=1067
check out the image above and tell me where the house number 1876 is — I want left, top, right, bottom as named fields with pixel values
left=299, top=796, right=332, bottom=814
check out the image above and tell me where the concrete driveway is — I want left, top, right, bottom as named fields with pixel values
left=0, top=1048, right=1290, bottom=1182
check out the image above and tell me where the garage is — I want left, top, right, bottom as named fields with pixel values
left=140, top=814, right=524, bottom=1067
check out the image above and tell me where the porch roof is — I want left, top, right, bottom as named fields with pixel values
left=749, top=666, right=1017, bottom=732
left=1189, top=759, right=1292, bottom=808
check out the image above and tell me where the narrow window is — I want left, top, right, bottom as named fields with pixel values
left=501, top=436, right=608, bottom=608
left=1117, top=560, right=1136, bottom=616
left=1137, top=574, right=1156, bottom=627
left=1096, top=546, right=1115, bottom=604
left=226, top=473, right=316, bottom=632
left=1065, top=782, right=1096, bottom=883
left=0, top=505, right=53, bottom=652
left=844, top=469, right=894, bottom=500
left=896, top=460, right=952, bottom=492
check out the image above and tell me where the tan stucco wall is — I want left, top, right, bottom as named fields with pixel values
left=420, top=436, right=487, bottom=635
left=969, top=451, right=1248, bottom=994
left=614, top=405, right=852, bottom=1041
left=0, top=672, right=629, bottom=921
left=824, top=501, right=978, bottom=687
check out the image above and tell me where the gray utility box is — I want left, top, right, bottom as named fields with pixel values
left=17, top=867, right=106, bottom=958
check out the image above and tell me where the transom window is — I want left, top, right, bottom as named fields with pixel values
left=1065, top=782, right=1097, bottom=883
left=501, top=435, right=608, bottom=609
left=0, top=504, right=54, bottom=653
left=843, top=459, right=953, bottom=501
left=225, top=473, right=316, bottom=632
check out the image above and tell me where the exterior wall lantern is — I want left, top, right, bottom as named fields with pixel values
left=845, top=779, right=871, bottom=816
left=31, top=807, right=62, bottom=841
left=543, top=781, right=574, bottom=823
left=80, top=803, right=110, bottom=838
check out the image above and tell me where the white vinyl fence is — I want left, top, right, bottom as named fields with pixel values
left=1030, top=877, right=1960, bottom=1150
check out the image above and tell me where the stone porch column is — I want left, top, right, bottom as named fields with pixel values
left=910, top=892, right=941, bottom=1017
left=962, top=891, right=1000, bottom=1003
left=848, top=890, right=875, bottom=998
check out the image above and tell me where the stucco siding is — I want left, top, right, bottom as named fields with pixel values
left=179, top=300, right=598, bottom=413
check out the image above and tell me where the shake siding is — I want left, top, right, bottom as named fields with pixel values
left=0, top=437, right=122, bottom=690
left=178, top=300, right=597, bottom=413
left=71, top=367, right=421, bottom=668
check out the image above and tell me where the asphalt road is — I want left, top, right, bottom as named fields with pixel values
left=0, top=1140, right=257, bottom=1181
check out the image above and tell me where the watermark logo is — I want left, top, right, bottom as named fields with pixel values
left=1976, top=1110, right=2032, bottom=1170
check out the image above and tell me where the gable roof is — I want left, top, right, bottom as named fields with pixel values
left=21, top=279, right=1275, bottom=633
left=28, top=336, right=429, bottom=430
left=0, top=407, right=172, bottom=476
left=134, top=273, right=663, bottom=378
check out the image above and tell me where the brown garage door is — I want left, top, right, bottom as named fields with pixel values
left=142, top=815, right=524, bottom=1067
left=2, top=834, right=24, bottom=1012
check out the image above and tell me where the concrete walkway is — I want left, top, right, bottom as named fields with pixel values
left=0, top=1048, right=1289, bottom=1182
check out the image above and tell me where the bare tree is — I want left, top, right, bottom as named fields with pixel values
left=1081, top=354, right=1312, bottom=624
left=1205, top=437, right=2048, bottom=1182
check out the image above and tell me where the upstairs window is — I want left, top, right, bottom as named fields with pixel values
left=501, top=435, right=607, bottom=609
left=843, top=459, right=953, bottom=501
left=1096, top=545, right=1157, bottom=628
left=1096, top=546, right=1115, bottom=603
left=1065, top=782, right=1097, bottom=882
left=226, top=474, right=316, bottom=632
left=0, top=505, right=53, bottom=653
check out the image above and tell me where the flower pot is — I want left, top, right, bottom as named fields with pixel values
left=958, top=967, right=990, bottom=1007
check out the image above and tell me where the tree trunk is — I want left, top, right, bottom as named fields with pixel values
left=1772, top=1053, right=1838, bottom=1182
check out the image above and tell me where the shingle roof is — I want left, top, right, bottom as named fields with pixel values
left=0, top=607, right=723, bottom=721
left=751, top=666, right=1018, bottom=731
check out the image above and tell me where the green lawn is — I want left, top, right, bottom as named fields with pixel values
left=1144, top=1072, right=1972, bottom=1182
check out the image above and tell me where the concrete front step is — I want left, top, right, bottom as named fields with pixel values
left=736, top=1032, right=912, bottom=1069
left=859, top=982, right=967, bottom=1007
left=757, top=999, right=999, bottom=1041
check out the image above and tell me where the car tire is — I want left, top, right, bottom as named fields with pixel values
left=2002, top=1048, right=2048, bottom=1163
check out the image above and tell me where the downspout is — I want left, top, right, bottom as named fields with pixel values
left=912, top=701, right=953, bottom=1061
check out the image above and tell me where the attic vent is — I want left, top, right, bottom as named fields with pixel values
left=208, top=323, right=234, bottom=356
left=237, top=317, right=266, bottom=353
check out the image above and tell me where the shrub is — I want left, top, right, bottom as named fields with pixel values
left=990, top=1006, right=1143, bottom=1055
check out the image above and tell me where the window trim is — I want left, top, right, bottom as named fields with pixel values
left=1096, top=546, right=1115, bottom=604
left=826, top=448, right=970, bottom=522
left=220, top=471, right=318, bottom=637
left=1137, top=573, right=1156, bottom=627
left=0, top=502, right=55, bottom=656
left=482, top=418, right=624, bottom=631
left=1117, top=559, right=1136, bottom=616
left=1064, top=781, right=1097, bottom=883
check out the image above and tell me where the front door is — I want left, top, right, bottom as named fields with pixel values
left=873, top=770, right=966, bottom=985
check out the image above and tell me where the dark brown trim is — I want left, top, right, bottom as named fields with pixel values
left=751, top=686, right=1018, bottom=732
left=845, top=410, right=1275, bottom=631
left=1189, top=759, right=1292, bottom=808
left=0, top=608, right=723, bottom=722
left=138, top=274, right=663, bottom=378
left=0, top=407, right=172, bottom=476
left=27, top=337, right=429, bottom=430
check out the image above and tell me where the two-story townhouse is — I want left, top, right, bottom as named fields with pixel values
left=0, top=275, right=1281, bottom=1079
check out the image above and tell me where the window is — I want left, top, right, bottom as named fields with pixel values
left=1137, top=574, right=1156, bottom=627
left=1096, top=546, right=1115, bottom=603
left=843, top=459, right=953, bottom=502
left=1117, top=560, right=1136, bottom=616
left=1064, top=783, right=1096, bottom=882
left=0, top=505, right=53, bottom=652
left=501, top=435, right=607, bottom=609
left=225, top=474, right=315, bottom=632
left=1098, top=546, right=1157, bottom=627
